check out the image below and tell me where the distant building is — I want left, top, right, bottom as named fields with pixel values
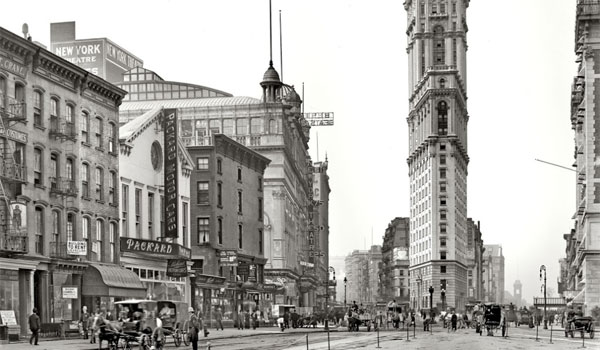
left=513, top=280, right=523, bottom=308
left=381, top=217, right=410, bottom=307
left=312, top=160, right=332, bottom=309
left=563, top=0, right=600, bottom=316
left=345, top=250, right=369, bottom=305
left=49, top=21, right=143, bottom=83
left=466, top=219, right=484, bottom=302
left=366, top=245, right=383, bottom=305
left=482, top=244, right=505, bottom=304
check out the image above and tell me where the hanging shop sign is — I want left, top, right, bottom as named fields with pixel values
left=0, top=56, right=26, bottom=78
left=0, top=127, right=28, bottom=143
left=120, top=237, right=191, bottom=259
left=166, top=259, right=188, bottom=278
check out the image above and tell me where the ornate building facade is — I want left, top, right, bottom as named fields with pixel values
left=405, top=0, right=470, bottom=312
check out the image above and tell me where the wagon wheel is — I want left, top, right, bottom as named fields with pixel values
left=590, top=323, right=594, bottom=339
left=173, top=328, right=182, bottom=347
left=182, top=320, right=190, bottom=346
left=138, top=333, right=151, bottom=350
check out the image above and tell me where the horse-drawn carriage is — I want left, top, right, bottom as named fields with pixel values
left=564, top=308, right=595, bottom=339
left=113, top=299, right=188, bottom=350
left=479, top=303, right=505, bottom=336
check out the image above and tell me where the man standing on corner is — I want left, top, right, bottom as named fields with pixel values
left=28, top=307, right=40, bottom=345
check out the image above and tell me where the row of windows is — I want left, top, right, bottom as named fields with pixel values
left=32, top=148, right=118, bottom=203
left=181, top=118, right=280, bottom=138
left=32, top=207, right=117, bottom=263
left=196, top=216, right=264, bottom=253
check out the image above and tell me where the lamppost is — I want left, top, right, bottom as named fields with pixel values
left=429, top=286, right=434, bottom=316
left=326, top=266, right=335, bottom=332
left=540, top=265, right=547, bottom=329
left=416, top=275, right=422, bottom=313
left=344, top=277, right=347, bottom=308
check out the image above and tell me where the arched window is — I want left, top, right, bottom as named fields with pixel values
left=95, top=166, right=104, bottom=201
left=81, top=111, right=90, bottom=143
left=433, top=25, right=445, bottom=66
left=108, top=123, right=117, bottom=154
left=95, top=116, right=103, bottom=148
left=439, top=78, right=446, bottom=89
left=65, top=104, right=75, bottom=137
left=66, top=213, right=75, bottom=241
left=438, top=101, right=448, bottom=135
left=109, top=222, right=117, bottom=262
left=50, top=153, right=59, bottom=191
left=95, top=219, right=103, bottom=262
left=51, top=211, right=60, bottom=248
left=82, top=216, right=90, bottom=258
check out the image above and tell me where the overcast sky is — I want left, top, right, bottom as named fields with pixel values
left=2, top=0, right=577, bottom=303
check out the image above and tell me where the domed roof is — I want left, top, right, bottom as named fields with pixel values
left=262, top=63, right=280, bottom=83
left=286, top=88, right=301, bottom=102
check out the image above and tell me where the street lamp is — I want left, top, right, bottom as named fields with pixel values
left=344, top=277, right=347, bottom=307
left=441, top=288, right=446, bottom=312
left=416, top=275, right=422, bottom=313
left=540, top=265, right=547, bottom=329
left=429, top=286, right=434, bottom=316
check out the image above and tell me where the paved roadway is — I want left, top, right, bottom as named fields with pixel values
left=2, top=323, right=597, bottom=350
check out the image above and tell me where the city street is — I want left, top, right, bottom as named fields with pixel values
left=3, top=324, right=597, bottom=350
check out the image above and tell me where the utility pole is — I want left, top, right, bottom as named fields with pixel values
left=540, top=265, right=547, bottom=329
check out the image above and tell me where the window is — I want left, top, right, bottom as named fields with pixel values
left=95, top=167, right=104, bottom=201
left=236, top=119, right=248, bottom=135
left=135, top=188, right=142, bottom=237
left=209, top=119, right=221, bottom=135
left=268, top=119, right=278, bottom=134
left=223, top=119, right=234, bottom=135
left=197, top=182, right=209, bottom=205
left=258, top=198, right=263, bottom=221
left=67, top=213, right=74, bottom=241
left=34, top=148, right=43, bottom=186
left=237, top=191, right=243, bottom=213
left=50, top=98, right=58, bottom=117
left=438, top=101, right=448, bottom=135
left=109, top=222, right=116, bottom=262
left=433, top=26, right=445, bottom=65
left=237, top=168, right=242, bottom=182
left=49, top=153, right=58, bottom=190
left=35, top=207, right=44, bottom=254
left=218, top=217, right=223, bottom=244
left=122, top=184, right=129, bottom=236
left=238, top=224, right=243, bottom=249
left=81, top=111, right=89, bottom=143
left=196, top=157, right=209, bottom=170
left=440, top=251, right=447, bottom=260
left=148, top=193, right=155, bottom=239
left=440, top=224, right=447, bottom=234
left=250, top=118, right=263, bottom=134
left=440, top=143, right=446, bottom=151
left=51, top=210, right=59, bottom=245
left=217, top=182, right=222, bottom=207
left=94, top=220, right=103, bottom=262
left=440, top=197, right=447, bottom=206
left=440, top=3, right=446, bottom=13
left=440, top=211, right=447, bottom=220
left=33, top=90, right=43, bottom=126
left=452, top=2, right=456, bottom=14
left=440, top=169, right=446, bottom=179
left=440, top=237, right=447, bottom=247
left=182, top=202, right=188, bottom=247
left=217, top=159, right=222, bottom=174
left=197, top=218, right=209, bottom=244
left=108, top=123, right=117, bottom=154
left=439, top=78, right=446, bottom=89
left=259, top=229, right=263, bottom=254
left=108, top=171, right=117, bottom=205
left=66, top=157, right=75, bottom=186
left=95, top=117, right=103, bottom=148
left=65, top=104, right=75, bottom=138
left=440, top=155, right=446, bottom=165
left=258, top=177, right=262, bottom=191
left=0, top=76, right=5, bottom=110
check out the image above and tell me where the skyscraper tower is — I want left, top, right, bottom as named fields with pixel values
left=405, top=0, right=470, bottom=313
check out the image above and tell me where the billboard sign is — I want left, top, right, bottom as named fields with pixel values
left=62, top=286, right=78, bottom=299
left=166, top=259, right=188, bottom=277
left=52, top=39, right=105, bottom=76
left=163, top=109, right=179, bottom=238
left=304, top=112, right=334, bottom=126
left=67, top=241, right=87, bottom=255
left=219, top=250, right=238, bottom=266
left=105, top=40, right=143, bottom=71
left=120, top=237, right=191, bottom=259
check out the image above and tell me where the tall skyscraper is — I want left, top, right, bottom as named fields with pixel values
left=405, top=0, right=470, bottom=313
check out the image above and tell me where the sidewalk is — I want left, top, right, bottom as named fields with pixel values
left=2, top=325, right=334, bottom=350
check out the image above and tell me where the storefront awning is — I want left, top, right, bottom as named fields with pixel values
left=83, top=263, right=146, bottom=298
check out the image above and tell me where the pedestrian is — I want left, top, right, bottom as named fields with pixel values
left=199, top=310, right=210, bottom=337
left=187, top=307, right=199, bottom=350
left=80, top=306, right=90, bottom=339
left=214, top=307, right=224, bottom=331
left=277, top=316, right=285, bottom=331
left=244, top=309, right=250, bottom=329
left=283, top=310, right=290, bottom=329
left=88, top=309, right=100, bottom=343
left=450, top=312, right=457, bottom=332
left=28, top=307, right=40, bottom=345
left=237, top=311, right=244, bottom=330
left=251, top=310, right=258, bottom=329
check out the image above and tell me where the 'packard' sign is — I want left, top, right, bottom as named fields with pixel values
left=163, top=109, right=179, bottom=238
left=120, top=237, right=191, bottom=259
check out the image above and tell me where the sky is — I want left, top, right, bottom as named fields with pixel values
left=1, top=0, right=577, bottom=303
